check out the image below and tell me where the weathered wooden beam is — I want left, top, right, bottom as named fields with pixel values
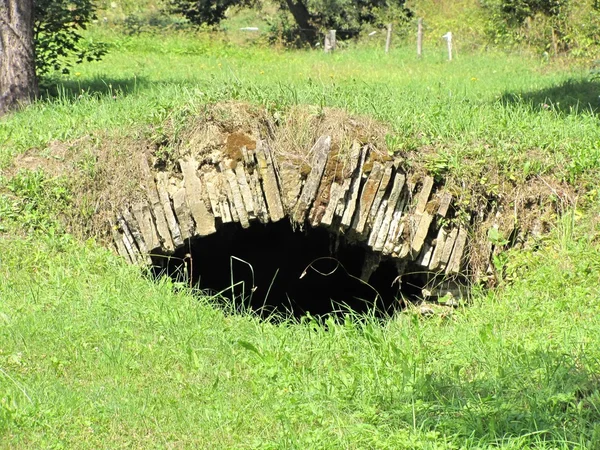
left=131, top=201, right=161, bottom=252
left=172, top=187, right=194, bottom=241
left=224, top=167, right=250, bottom=229
left=415, top=176, right=434, bottom=214
left=320, top=142, right=361, bottom=226
left=438, top=227, right=459, bottom=271
left=437, top=192, right=453, bottom=217
left=156, top=173, right=184, bottom=248
left=293, top=135, right=331, bottom=224
left=108, top=218, right=132, bottom=263
left=416, top=242, right=433, bottom=267
left=235, top=164, right=255, bottom=217
left=383, top=182, right=413, bottom=255
left=179, top=157, right=216, bottom=236
left=116, top=216, right=139, bottom=263
left=139, top=156, right=175, bottom=252
left=366, top=164, right=394, bottom=232
left=255, top=140, right=285, bottom=222
left=410, top=208, right=434, bottom=258
left=118, top=209, right=152, bottom=265
left=446, top=227, right=468, bottom=274
left=341, top=145, right=369, bottom=227
left=372, top=171, right=406, bottom=251
left=202, top=169, right=222, bottom=219
left=352, top=161, right=384, bottom=234
left=428, top=227, right=447, bottom=271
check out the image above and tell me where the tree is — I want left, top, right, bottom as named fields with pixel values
left=0, top=0, right=106, bottom=115
left=0, top=0, right=38, bottom=115
left=33, top=0, right=107, bottom=76
left=170, top=0, right=412, bottom=44
left=169, top=0, right=257, bottom=26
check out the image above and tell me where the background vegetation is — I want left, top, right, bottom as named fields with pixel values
left=1, top=0, right=600, bottom=448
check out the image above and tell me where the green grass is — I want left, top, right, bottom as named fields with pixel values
left=2, top=28, right=600, bottom=448
left=1, top=30, right=599, bottom=184
left=1, top=214, right=600, bottom=448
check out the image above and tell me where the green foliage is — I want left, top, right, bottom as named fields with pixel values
left=0, top=170, right=70, bottom=233
left=34, top=0, right=108, bottom=75
left=481, top=0, right=570, bottom=26
left=167, top=0, right=256, bottom=26
left=480, top=0, right=600, bottom=55
left=268, top=0, right=413, bottom=44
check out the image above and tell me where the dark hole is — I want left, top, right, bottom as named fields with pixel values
left=152, top=220, right=425, bottom=319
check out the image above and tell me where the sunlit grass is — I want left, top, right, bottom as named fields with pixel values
left=1, top=212, right=599, bottom=448
left=2, top=29, right=600, bottom=448
left=2, top=31, right=599, bottom=182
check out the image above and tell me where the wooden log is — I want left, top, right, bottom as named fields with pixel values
left=202, top=169, right=222, bottom=219
left=410, top=208, right=434, bottom=257
left=446, top=227, right=468, bottom=275
left=321, top=141, right=362, bottom=226
left=179, top=157, right=216, bottom=236
left=428, top=227, right=447, bottom=271
left=235, top=164, right=255, bottom=216
left=131, top=201, right=161, bottom=252
left=108, top=218, right=132, bottom=263
left=437, top=192, right=452, bottom=217
left=156, top=173, right=183, bottom=248
left=255, top=140, right=285, bottom=222
left=119, top=209, right=152, bottom=265
left=372, top=171, right=406, bottom=251
left=352, top=161, right=384, bottom=234
left=438, top=227, right=459, bottom=270
left=225, top=167, right=250, bottom=228
left=139, top=156, right=175, bottom=252
left=416, top=242, right=433, bottom=267
left=367, top=164, right=394, bottom=231
left=341, top=145, right=369, bottom=227
left=415, top=176, right=434, bottom=214
left=293, top=135, right=331, bottom=224
left=116, top=216, right=139, bottom=263
left=172, top=187, right=194, bottom=240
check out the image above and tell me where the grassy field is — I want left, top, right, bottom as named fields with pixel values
left=2, top=28, right=600, bottom=448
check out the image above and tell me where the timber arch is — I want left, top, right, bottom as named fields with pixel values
left=106, top=104, right=564, bottom=313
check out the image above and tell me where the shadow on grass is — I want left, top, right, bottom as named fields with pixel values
left=39, top=75, right=149, bottom=101
left=381, top=348, right=600, bottom=446
left=501, top=79, right=600, bottom=115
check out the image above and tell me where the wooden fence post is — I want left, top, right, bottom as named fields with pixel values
left=443, top=31, right=452, bottom=61
left=417, top=18, right=423, bottom=57
left=324, top=30, right=336, bottom=53
left=385, top=23, right=392, bottom=54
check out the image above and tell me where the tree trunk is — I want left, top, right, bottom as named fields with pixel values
left=0, top=0, right=37, bottom=116
left=283, top=0, right=317, bottom=42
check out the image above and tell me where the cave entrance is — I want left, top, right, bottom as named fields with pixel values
left=152, top=221, right=427, bottom=318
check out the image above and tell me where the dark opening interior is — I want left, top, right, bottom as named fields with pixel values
left=152, top=220, right=426, bottom=318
